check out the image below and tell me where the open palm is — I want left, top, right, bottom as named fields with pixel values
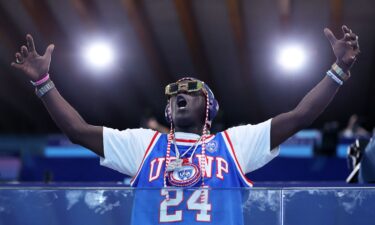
left=11, top=34, right=54, bottom=81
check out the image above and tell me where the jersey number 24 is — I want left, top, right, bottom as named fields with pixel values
left=160, top=189, right=211, bottom=223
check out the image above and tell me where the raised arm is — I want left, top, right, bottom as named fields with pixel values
left=271, top=25, right=360, bottom=149
left=11, top=34, right=104, bottom=157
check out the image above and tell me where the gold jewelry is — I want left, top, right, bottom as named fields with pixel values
left=331, top=63, right=350, bottom=81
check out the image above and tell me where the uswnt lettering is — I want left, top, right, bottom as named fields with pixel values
left=149, top=155, right=229, bottom=182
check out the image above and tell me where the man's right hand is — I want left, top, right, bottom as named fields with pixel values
left=11, top=34, right=55, bottom=81
left=10, top=34, right=104, bottom=157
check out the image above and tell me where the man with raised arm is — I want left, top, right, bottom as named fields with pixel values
left=11, top=25, right=359, bottom=225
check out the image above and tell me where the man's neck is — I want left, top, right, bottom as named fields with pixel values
left=174, top=126, right=203, bottom=135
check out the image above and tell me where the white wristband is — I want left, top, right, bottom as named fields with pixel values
left=36, top=81, right=55, bottom=98
left=326, top=70, right=343, bottom=86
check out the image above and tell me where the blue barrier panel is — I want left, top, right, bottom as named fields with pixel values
left=283, top=187, right=375, bottom=225
left=0, top=187, right=281, bottom=225
left=0, top=186, right=374, bottom=225
left=0, top=188, right=134, bottom=225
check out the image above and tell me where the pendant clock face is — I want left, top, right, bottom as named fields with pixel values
left=168, top=162, right=201, bottom=187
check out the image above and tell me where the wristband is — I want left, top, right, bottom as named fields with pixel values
left=331, top=63, right=350, bottom=81
left=30, top=73, right=50, bottom=87
left=36, top=80, right=55, bottom=98
left=326, top=70, right=343, bottom=86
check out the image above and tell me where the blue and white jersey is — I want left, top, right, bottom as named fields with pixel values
left=100, top=119, right=279, bottom=225
left=130, top=131, right=253, bottom=188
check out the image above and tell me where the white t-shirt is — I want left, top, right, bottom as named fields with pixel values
left=100, top=119, right=279, bottom=177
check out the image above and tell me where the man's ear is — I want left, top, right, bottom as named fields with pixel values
left=164, top=101, right=172, bottom=124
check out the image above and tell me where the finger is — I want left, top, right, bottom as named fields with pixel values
left=354, top=41, right=360, bottom=50
left=324, top=28, right=337, bottom=45
left=349, top=33, right=357, bottom=40
left=346, top=40, right=358, bottom=49
left=20, top=45, right=29, bottom=58
left=344, top=33, right=357, bottom=41
left=26, top=34, right=36, bottom=53
left=345, top=41, right=353, bottom=47
left=350, top=57, right=357, bottom=63
left=344, top=33, right=351, bottom=41
left=43, top=44, right=55, bottom=58
left=349, top=52, right=359, bottom=61
left=342, top=25, right=351, bottom=34
left=15, top=52, right=23, bottom=63
left=11, top=62, right=23, bottom=70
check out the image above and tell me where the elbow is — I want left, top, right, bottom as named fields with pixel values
left=67, top=134, right=80, bottom=145
left=66, top=131, right=80, bottom=145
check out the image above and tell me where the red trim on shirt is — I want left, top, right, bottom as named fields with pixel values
left=175, top=135, right=214, bottom=143
left=175, top=138, right=198, bottom=143
left=223, top=131, right=254, bottom=186
left=130, top=131, right=159, bottom=184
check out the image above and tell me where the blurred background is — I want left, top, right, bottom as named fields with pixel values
left=0, top=0, right=374, bottom=184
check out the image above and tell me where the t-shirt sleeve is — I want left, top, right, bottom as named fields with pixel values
left=100, top=127, right=157, bottom=177
left=225, top=118, right=279, bottom=174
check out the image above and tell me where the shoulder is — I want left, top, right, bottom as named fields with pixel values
left=103, top=127, right=164, bottom=151
left=103, top=127, right=159, bottom=141
left=104, top=127, right=157, bottom=136
left=224, top=119, right=272, bottom=139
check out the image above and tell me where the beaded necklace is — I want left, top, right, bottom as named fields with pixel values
left=164, top=78, right=210, bottom=200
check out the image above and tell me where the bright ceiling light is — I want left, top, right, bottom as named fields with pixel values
left=277, top=44, right=307, bottom=72
left=83, top=41, right=114, bottom=69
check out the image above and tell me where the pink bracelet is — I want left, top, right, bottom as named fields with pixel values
left=30, top=73, right=50, bottom=86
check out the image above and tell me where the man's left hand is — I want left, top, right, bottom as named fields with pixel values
left=324, top=25, right=360, bottom=72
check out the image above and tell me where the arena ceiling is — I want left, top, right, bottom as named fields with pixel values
left=0, top=0, right=374, bottom=134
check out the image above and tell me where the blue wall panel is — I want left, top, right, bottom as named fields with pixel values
left=0, top=187, right=374, bottom=225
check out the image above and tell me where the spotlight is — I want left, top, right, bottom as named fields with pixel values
left=277, top=44, right=307, bottom=72
left=83, top=41, right=114, bottom=69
